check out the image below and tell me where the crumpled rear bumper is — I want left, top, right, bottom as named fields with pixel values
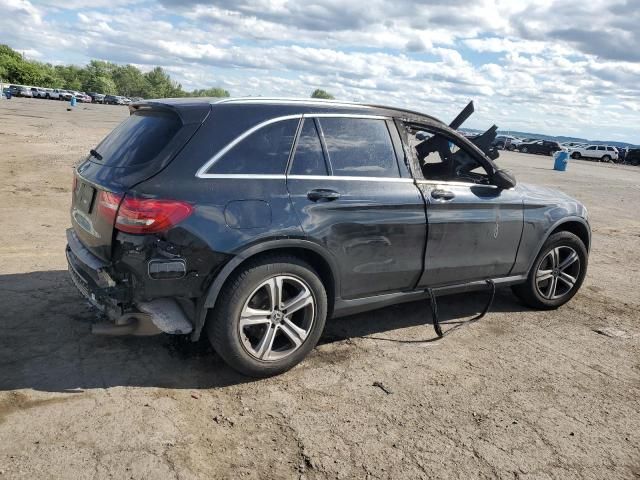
left=66, top=228, right=193, bottom=335
left=66, top=228, right=127, bottom=317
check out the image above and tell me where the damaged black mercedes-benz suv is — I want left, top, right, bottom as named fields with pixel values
left=68, top=97, right=590, bottom=377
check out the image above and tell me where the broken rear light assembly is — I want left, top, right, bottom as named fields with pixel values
left=97, top=191, right=123, bottom=223
left=114, top=196, right=194, bottom=234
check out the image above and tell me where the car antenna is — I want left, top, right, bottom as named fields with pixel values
left=89, top=149, right=103, bottom=160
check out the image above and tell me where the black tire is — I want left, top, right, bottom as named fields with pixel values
left=512, top=231, right=588, bottom=309
left=521, top=146, right=529, bottom=153
left=571, top=152, right=581, bottom=159
left=206, top=254, right=328, bottom=377
left=601, top=155, right=611, bottom=163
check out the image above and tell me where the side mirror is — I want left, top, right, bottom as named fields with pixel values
left=492, top=169, right=517, bottom=189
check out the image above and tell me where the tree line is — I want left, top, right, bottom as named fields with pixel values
left=0, top=44, right=230, bottom=98
left=1, top=44, right=336, bottom=100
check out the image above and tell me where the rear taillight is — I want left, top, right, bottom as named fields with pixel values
left=97, top=191, right=124, bottom=224
left=72, top=174, right=78, bottom=193
left=115, top=196, right=193, bottom=234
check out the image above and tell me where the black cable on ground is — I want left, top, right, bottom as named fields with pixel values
left=428, top=288, right=443, bottom=338
left=428, top=279, right=496, bottom=339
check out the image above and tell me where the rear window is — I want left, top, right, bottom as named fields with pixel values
left=207, top=118, right=298, bottom=175
left=93, top=111, right=181, bottom=167
left=319, top=118, right=399, bottom=178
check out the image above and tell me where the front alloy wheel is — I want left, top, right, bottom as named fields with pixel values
left=512, top=231, right=587, bottom=309
left=534, top=246, right=580, bottom=300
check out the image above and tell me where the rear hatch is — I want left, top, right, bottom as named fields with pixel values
left=71, top=101, right=210, bottom=261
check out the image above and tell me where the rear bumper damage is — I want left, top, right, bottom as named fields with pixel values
left=66, top=228, right=193, bottom=336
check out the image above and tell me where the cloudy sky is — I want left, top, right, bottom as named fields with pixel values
left=2, top=0, right=639, bottom=141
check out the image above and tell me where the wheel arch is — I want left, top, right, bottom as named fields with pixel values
left=525, top=217, right=591, bottom=274
left=192, top=240, right=339, bottom=341
left=549, top=219, right=591, bottom=252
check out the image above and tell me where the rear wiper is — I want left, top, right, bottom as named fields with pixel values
left=89, top=149, right=103, bottom=160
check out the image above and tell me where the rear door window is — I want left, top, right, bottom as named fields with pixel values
left=93, top=111, right=182, bottom=167
left=289, top=119, right=328, bottom=176
left=208, top=118, right=298, bottom=175
left=319, top=117, right=399, bottom=178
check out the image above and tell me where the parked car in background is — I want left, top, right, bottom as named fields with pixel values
left=44, top=88, right=60, bottom=100
left=569, top=145, right=618, bottom=162
left=31, top=87, right=47, bottom=98
left=8, top=85, right=23, bottom=97
left=66, top=97, right=591, bottom=377
left=493, top=135, right=521, bottom=151
left=48, top=89, right=65, bottom=100
left=104, top=95, right=122, bottom=105
left=16, top=86, right=33, bottom=97
left=625, top=148, right=640, bottom=166
left=518, top=139, right=562, bottom=155
left=57, top=90, right=73, bottom=101
left=71, top=92, right=92, bottom=103
left=561, top=142, right=587, bottom=149
left=87, top=92, right=106, bottom=104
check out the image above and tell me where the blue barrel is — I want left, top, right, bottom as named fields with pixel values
left=553, top=151, right=569, bottom=171
left=70, top=96, right=77, bottom=107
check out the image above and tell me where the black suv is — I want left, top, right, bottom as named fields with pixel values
left=624, top=148, right=640, bottom=166
left=518, top=139, right=562, bottom=155
left=67, top=98, right=590, bottom=377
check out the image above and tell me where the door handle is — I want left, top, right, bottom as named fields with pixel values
left=431, top=189, right=455, bottom=200
left=307, top=189, right=341, bottom=202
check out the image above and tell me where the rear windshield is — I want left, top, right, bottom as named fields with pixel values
left=92, top=111, right=181, bottom=167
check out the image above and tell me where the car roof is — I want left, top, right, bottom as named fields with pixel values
left=135, top=96, right=446, bottom=126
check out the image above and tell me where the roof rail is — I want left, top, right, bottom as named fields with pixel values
left=213, top=97, right=372, bottom=109
left=211, top=97, right=444, bottom=124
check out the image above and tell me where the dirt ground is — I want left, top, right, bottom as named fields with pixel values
left=0, top=97, right=638, bottom=480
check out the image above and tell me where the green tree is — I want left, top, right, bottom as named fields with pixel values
left=144, top=66, right=183, bottom=98
left=85, top=75, right=117, bottom=94
left=0, top=43, right=233, bottom=99
left=112, top=65, right=146, bottom=97
left=311, top=88, right=334, bottom=99
left=54, top=64, right=86, bottom=89
left=188, top=87, right=230, bottom=98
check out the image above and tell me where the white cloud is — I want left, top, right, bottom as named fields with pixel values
left=3, top=0, right=639, bottom=140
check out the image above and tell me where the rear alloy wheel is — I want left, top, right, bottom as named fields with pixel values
left=571, top=152, right=581, bottom=159
left=512, top=231, right=587, bottom=309
left=206, top=255, right=327, bottom=377
left=521, top=147, right=529, bottom=153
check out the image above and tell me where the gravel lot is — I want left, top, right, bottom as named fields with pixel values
left=0, top=98, right=638, bottom=479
